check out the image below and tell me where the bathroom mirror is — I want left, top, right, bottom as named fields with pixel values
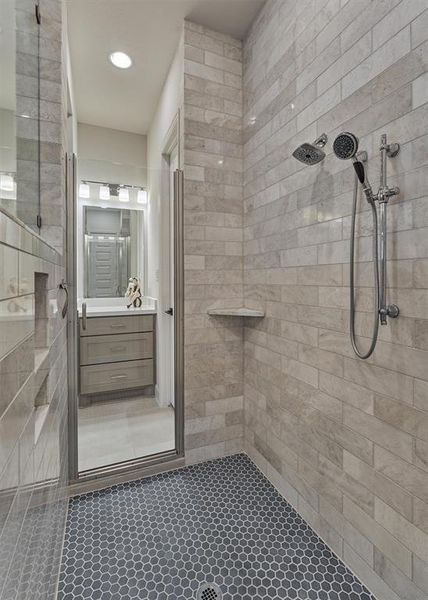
left=83, top=206, right=144, bottom=298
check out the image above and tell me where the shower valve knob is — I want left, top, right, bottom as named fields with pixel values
left=387, top=304, right=400, bottom=319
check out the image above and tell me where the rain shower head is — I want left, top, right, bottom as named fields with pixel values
left=292, top=133, right=328, bottom=165
left=333, top=132, right=359, bottom=160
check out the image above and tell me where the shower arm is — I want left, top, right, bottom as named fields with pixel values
left=376, top=134, right=400, bottom=325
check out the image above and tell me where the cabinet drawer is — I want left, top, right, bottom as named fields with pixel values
left=80, top=359, right=153, bottom=395
left=80, top=315, right=154, bottom=337
left=80, top=332, right=153, bottom=366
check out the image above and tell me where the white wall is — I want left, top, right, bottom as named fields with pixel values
left=147, top=32, right=184, bottom=300
left=78, top=123, right=147, bottom=186
left=147, top=32, right=184, bottom=407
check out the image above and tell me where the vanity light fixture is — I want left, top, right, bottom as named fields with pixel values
left=0, top=174, right=14, bottom=192
left=137, top=189, right=148, bottom=205
left=99, top=185, right=110, bottom=200
left=79, top=183, right=90, bottom=198
left=119, top=187, right=129, bottom=202
left=109, top=51, right=133, bottom=69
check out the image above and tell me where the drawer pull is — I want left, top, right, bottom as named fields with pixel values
left=110, top=374, right=127, bottom=380
left=110, top=324, right=126, bottom=329
left=110, top=346, right=126, bottom=352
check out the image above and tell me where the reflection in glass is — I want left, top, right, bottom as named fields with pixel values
left=0, top=0, right=17, bottom=216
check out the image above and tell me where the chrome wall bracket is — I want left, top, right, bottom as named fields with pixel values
left=377, top=134, right=400, bottom=325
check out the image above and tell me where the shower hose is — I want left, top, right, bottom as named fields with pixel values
left=349, top=172, right=380, bottom=359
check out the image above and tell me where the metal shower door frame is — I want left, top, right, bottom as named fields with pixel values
left=65, top=153, right=185, bottom=486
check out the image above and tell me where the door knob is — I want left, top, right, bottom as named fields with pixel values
left=165, top=307, right=174, bottom=316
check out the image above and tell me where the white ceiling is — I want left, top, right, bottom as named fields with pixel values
left=67, top=0, right=265, bottom=134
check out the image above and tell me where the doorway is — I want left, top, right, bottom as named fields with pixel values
left=66, top=125, right=184, bottom=482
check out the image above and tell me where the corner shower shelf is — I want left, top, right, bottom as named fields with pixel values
left=207, top=308, right=265, bottom=317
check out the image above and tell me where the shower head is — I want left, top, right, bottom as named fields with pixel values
left=292, top=133, right=328, bottom=165
left=333, top=132, right=359, bottom=160
left=333, top=132, right=374, bottom=201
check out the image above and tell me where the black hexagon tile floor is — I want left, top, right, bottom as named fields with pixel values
left=58, top=454, right=376, bottom=600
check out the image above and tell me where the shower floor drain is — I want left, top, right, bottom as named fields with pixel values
left=197, top=583, right=222, bottom=600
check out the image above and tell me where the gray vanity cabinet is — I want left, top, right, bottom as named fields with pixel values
left=79, top=315, right=155, bottom=395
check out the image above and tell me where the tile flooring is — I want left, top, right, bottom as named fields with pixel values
left=58, top=454, right=376, bottom=600
left=78, top=396, right=175, bottom=472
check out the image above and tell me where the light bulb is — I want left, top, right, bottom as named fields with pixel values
left=0, top=174, right=14, bottom=192
left=99, top=185, right=110, bottom=200
left=119, top=187, right=129, bottom=202
left=137, top=189, right=148, bottom=205
left=79, top=183, right=90, bottom=198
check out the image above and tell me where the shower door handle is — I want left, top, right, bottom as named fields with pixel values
left=82, top=302, right=87, bottom=330
left=58, top=279, right=69, bottom=319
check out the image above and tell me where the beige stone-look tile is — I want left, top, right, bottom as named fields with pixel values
left=344, top=404, right=413, bottom=462
left=413, top=72, right=428, bottom=109
left=319, top=371, right=374, bottom=414
left=414, top=497, right=428, bottom=535
left=343, top=357, right=413, bottom=403
left=281, top=320, right=318, bottom=347
left=319, top=454, right=374, bottom=516
left=343, top=449, right=413, bottom=521
left=415, top=439, right=428, bottom=473
left=242, top=2, right=427, bottom=597
left=344, top=496, right=412, bottom=577
left=373, top=0, right=426, bottom=50
left=205, top=51, right=241, bottom=76
left=414, top=259, right=428, bottom=288
left=317, top=32, right=372, bottom=96
left=373, top=548, right=427, bottom=600
left=374, top=395, right=428, bottom=441
left=297, top=83, right=341, bottom=130
left=411, top=8, right=428, bottom=48
left=374, top=445, right=428, bottom=504
left=344, top=543, right=401, bottom=600
left=320, top=496, right=374, bottom=564
left=342, top=26, right=411, bottom=98
left=413, top=554, right=428, bottom=596
left=299, top=344, right=344, bottom=377
left=375, top=497, right=428, bottom=563
left=281, top=357, right=319, bottom=387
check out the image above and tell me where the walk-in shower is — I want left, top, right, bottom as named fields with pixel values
left=333, top=132, right=400, bottom=359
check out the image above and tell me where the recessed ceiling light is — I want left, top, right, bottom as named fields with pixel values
left=109, top=51, right=133, bottom=69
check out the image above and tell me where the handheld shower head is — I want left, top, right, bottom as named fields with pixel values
left=333, top=132, right=373, bottom=200
left=333, top=132, right=359, bottom=160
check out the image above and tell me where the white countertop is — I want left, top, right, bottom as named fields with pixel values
left=78, top=297, right=157, bottom=317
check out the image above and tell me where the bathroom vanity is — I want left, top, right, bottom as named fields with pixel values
left=78, top=302, right=156, bottom=402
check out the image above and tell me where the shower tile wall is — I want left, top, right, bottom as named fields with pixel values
left=0, top=1, right=68, bottom=598
left=183, top=21, right=245, bottom=464
left=242, top=1, right=428, bottom=599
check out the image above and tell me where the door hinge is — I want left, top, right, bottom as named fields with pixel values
left=35, top=2, right=41, bottom=24
left=37, top=215, right=42, bottom=229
